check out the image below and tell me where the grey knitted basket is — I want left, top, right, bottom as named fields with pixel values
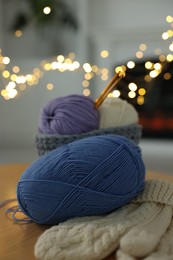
left=35, top=123, right=142, bottom=156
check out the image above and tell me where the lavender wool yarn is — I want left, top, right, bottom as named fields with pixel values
left=38, top=94, right=99, bottom=135
left=17, top=135, right=145, bottom=225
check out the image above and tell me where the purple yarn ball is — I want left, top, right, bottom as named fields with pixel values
left=38, top=94, right=99, bottom=135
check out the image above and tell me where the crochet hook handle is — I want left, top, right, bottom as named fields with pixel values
left=95, top=71, right=125, bottom=108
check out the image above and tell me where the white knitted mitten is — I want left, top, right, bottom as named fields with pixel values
left=116, top=180, right=173, bottom=259
left=118, top=204, right=172, bottom=258
left=143, top=220, right=173, bottom=260
left=35, top=180, right=173, bottom=260
left=35, top=202, right=155, bottom=260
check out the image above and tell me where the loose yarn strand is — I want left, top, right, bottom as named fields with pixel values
left=6, top=206, right=32, bottom=223
left=0, top=198, right=31, bottom=223
left=0, top=198, right=17, bottom=208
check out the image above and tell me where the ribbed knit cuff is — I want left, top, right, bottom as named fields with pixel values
left=132, top=180, right=173, bottom=208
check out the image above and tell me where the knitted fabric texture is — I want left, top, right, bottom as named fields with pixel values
left=35, top=123, right=142, bottom=156
left=34, top=179, right=173, bottom=260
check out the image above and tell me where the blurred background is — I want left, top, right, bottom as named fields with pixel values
left=0, top=0, right=173, bottom=174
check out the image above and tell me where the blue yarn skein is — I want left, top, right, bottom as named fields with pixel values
left=17, top=135, right=145, bottom=225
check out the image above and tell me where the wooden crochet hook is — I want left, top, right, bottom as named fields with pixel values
left=95, top=71, right=125, bottom=108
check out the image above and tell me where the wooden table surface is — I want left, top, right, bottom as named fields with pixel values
left=0, top=163, right=173, bottom=260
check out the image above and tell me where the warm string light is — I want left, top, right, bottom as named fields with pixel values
left=100, top=50, right=109, bottom=58
left=124, top=15, right=173, bottom=105
left=1, top=15, right=173, bottom=102
left=0, top=51, right=42, bottom=100
left=0, top=50, right=110, bottom=99
left=43, top=6, right=51, bottom=15
left=124, top=58, right=164, bottom=105
left=135, top=43, right=147, bottom=59
left=127, top=61, right=135, bottom=69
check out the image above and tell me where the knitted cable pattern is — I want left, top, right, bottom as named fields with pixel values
left=34, top=179, right=173, bottom=260
left=35, top=123, right=142, bottom=156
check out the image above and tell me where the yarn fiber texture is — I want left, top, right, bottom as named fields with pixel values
left=34, top=180, right=173, bottom=260
left=38, top=94, right=99, bottom=135
left=98, top=97, right=138, bottom=129
left=35, top=123, right=142, bottom=156
left=17, top=135, right=145, bottom=225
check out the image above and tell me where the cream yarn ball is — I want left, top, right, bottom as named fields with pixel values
left=98, top=97, right=139, bottom=129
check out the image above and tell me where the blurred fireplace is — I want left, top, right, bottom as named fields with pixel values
left=113, top=58, right=173, bottom=138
